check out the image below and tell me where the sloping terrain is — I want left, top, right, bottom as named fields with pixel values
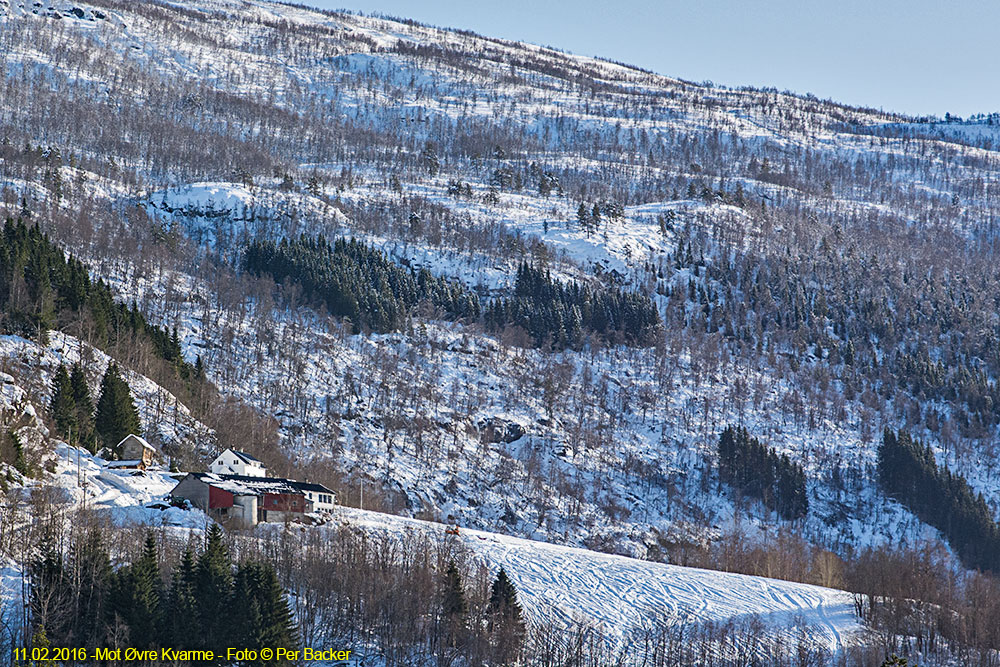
left=334, top=505, right=862, bottom=655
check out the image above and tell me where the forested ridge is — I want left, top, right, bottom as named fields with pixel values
left=717, top=426, right=808, bottom=521
left=242, top=237, right=659, bottom=349
left=0, top=218, right=198, bottom=383
left=485, top=262, right=661, bottom=349
left=29, top=526, right=296, bottom=655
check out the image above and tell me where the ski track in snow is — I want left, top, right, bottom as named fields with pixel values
left=333, top=506, right=862, bottom=653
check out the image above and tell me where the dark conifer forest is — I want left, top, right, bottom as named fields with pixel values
left=878, top=429, right=1000, bottom=573
left=485, top=262, right=661, bottom=349
left=0, top=218, right=197, bottom=382
left=242, top=236, right=480, bottom=333
left=717, top=426, right=808, bottom=521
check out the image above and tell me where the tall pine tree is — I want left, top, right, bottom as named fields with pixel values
left=110, top=532, right=162, bottom=650
left=69, top=364, right=97, bottom=453
left=196, top=524, right=234, bottom=654
left=232, top=561, right=297, bottom=659
left=486, top=567, right=525, bottom=662
left=440, top=560, right=467, bottom=650
left=166, top=547, right=200, bottom=649
left=49, top=365, right=77, bottom=441
left=94, top=363, right=141, bottom=456
left=68, top=530, right=112, bottom=649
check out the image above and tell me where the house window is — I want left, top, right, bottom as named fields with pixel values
left=292, top=500, right=297, bottom=507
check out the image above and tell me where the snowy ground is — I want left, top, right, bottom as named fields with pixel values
left=47, top=440, right=200, bottom=528
left=0, top=409, right=863, bottom=657
left=330, top=505, right=862, bottom=654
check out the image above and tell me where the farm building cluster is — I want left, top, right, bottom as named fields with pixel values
left=171, top=448, right=336, bottom=526
left=104, top=436, right=336, bottom=527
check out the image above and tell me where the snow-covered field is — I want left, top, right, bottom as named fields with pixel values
left=332, top=505, right=862, bottom=654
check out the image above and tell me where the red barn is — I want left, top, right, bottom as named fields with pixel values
left=171, top=472, right=333, bottom=526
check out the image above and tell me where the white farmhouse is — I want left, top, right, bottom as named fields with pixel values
left=300, top=484, right=336, bottom=513
left=210, top=448, right=267, bottom=477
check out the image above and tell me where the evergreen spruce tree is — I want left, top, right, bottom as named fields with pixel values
left=487, top=568, right=525, bottom=663
left=110, top=532, right=162, bottom=649
left=9, top=430, right=29, bottom=476
left=166, top=547, right=200, bottom=649
left=440, top=560, right=467, bottom=649
left=254, top=563, right=296, bottom=651
left=94, top=363, right=142, bottom=456
left=49, top=365, right=77, bottom=440
left=69, top=530, right=112, bottom=649
left=196, top=524, right=234, bottom=654
left=69, top=364, right=97, bottom=453
left=442, top=560, right=466, bottom=619
left=488, top=567, right=523, bottom=627
left=576, top=203, right=589, bottom=232
left=232, top=561, right=297, bottom=657
left=232, top=564, right=265, bottom=654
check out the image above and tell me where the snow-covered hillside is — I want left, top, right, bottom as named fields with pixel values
left=0, top=399, right=862, bottom=660
left=3, top=0, right=994, bottom=553
left=333, top=505, right=862, bottom=655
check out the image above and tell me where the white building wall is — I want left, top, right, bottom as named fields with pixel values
left=233, top=494, right=258, bottom=527
left=209, top=449, right=267, bottom=477
left=305, top=491, right=336, bottom=512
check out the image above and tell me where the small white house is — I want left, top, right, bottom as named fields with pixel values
left=301, top=485, right=336, bottom=513
left=209, top=448, right=267, bottom=477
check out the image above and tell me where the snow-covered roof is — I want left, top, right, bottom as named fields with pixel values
left=117, top=434, right=155, bottom=451
left=215, top=448, right=263, bottom=465
left=188, top=472, right=332, bottom=497
left=106, top=460, right=145, bottom=468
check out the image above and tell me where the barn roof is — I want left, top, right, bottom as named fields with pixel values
left=117, top=434, right=155, bottom=451
left=188, top=472, right=333, bottom=497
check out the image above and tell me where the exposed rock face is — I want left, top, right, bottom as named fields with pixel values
left=477, top=417, right=525, bottom=444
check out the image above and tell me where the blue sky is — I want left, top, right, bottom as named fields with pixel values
left=303, top=0, right=999, bottom=119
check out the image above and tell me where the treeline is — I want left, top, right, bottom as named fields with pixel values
left=485, top=263, right=661, bottom=349
left=878, top=429, right=1000, bottom=573
left=242, top=235, right=480, bottom=333
left=0, top=218, right=198, bottom=381
left=717, top=426, right=808, bottom=521
left=243, top=239, right=660, bottom=350
left=29, top=525, right=296, bottom=656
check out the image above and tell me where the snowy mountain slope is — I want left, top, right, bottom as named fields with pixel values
left=4, top=3, right=1000, bottom=651
left=0, top=331, right=214, bottom=461
left=84, top=252, right=951, bottom=568
left=0, top=362, right=861, bottom=661
left=0, top=385, right=863, bottom=661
